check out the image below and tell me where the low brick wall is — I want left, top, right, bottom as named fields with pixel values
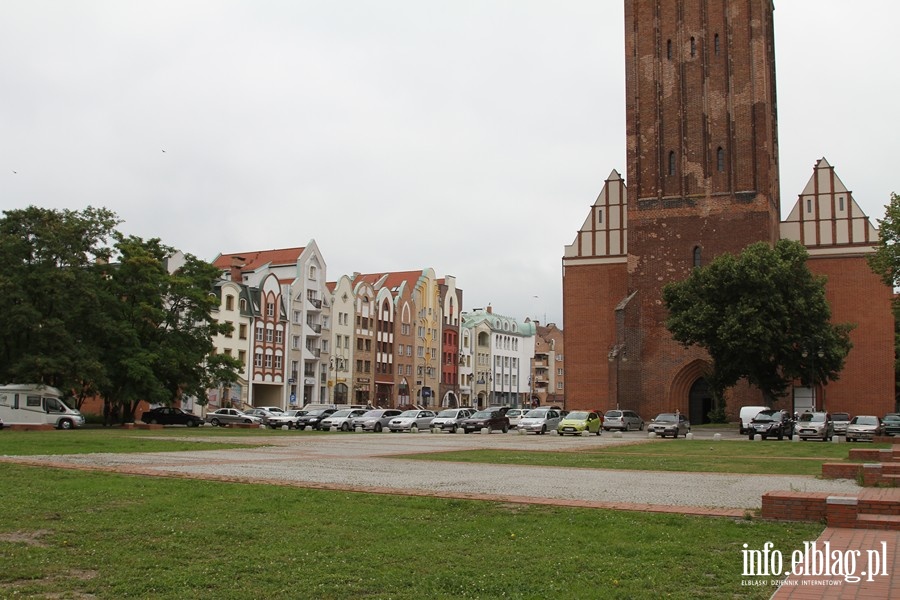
left=821, top=462, right=862, bottom=480
left=826, top=496, right=859, bottom=529
left=3, top=424, right=56, bottom=431
left=848, top=448, right=891, bottom=462
left=134, top=423, right=163, bottom=430
left=761, top=491, right=830, bottom=522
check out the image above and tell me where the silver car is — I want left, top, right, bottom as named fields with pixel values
left=430, top=408, right=474, bottom=433
left=603, top=409, right=644, bottom=431
left=205, top=408, right=263, bottom=427
left=648, top=413, right=690, bottom=438
left=266, top=409, right=308, bottom=429
left=831, top=412, right=851, bottom=436
left=351, top=409, right=402, bottom=432
left=795, top=412, right=834, bottom=441
left=845, top=415, right=882, bottom=442
left=388, top=410, right=437, bottom=432
left=517, top=408, right=563, bottom=434
left=320, top=409, right=369, bottom=431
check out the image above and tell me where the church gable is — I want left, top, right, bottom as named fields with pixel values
left=563, top=169, right=627, bottom=262
left=780, top=158, right=878, bottom=255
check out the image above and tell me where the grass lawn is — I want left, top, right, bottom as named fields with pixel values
left=400, top=439, right=892, bottom=476
left=0, top=427, right=268, bottom=455
left=0, top=463, right=822, bottom=599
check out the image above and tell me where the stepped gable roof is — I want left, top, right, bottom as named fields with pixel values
left=212, top=247, right=306, bottom=271
left=353, top=270, right=428, bottom=292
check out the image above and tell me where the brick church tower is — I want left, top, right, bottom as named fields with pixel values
left=563, top=1, right=894, bottom=422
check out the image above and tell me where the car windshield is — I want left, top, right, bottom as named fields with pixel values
left=307, top=410, right=330, bottom=416
left=507, top=409, right=525, bottom=417
left=832, top=413, right=850, bottom=421
left=852, top=416, right=879, bottom=425
left=605, top=411, right=622, bottom=418
left=884, top=415, right=900, bottom=423
left=398, top=410, right=420, bottom=418
left=436, top=410, right=457, bottom=417
left=525, top=409, right=548, bottom=418
left=798, top=413, right=823, bottom=422
left=287, top=410, right=307, bottom=417
left=566, top=411, right=589, bottom=420
left=360, top=410, right=384, bottom=418
left=471, top=411, right=493, bottom=418
left=330, top=410, right=353, bottom=417
left=654, top=414, right=677, bottom=422
left=752, top=411, right=777, bottom=422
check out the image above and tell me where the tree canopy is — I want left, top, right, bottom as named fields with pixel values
left=0, top=206, right=240, bottom=419
left=867, top=190, right=900, bottom=399
left=662, top=239, right=853, bottom=404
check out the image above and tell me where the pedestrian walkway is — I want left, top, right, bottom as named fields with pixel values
left=770, top=528, right=898, bottom=599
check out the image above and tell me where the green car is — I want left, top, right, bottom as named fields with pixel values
left=556, top=411, right=603, bottom=436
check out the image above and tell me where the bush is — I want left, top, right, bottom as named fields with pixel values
left=707, top=406, right=728, bottom=423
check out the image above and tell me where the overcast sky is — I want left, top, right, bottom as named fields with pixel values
left=2, top=1, right=898, bottom=326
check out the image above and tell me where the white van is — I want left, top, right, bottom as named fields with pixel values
left=738, top=405, right=770, bottom=435
left=0, top=384, right=85, bottom=429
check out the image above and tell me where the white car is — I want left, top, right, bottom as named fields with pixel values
left=505, top=408, right=530, bottom=429
left=430, top=408, right=474, bottom=433
left=388, top=410, right=437, bottom=432
left=266, top=409, right=308, bottom=429
left=320, top=409, right=369, bottom=431
left=517, top=408, right=563, bottom=434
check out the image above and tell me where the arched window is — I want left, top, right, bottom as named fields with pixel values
left=668, top=151, right=676, bottom=176
left=693, top=246, right=702, bottom=268
left=716, top=147, right=725, bottom=172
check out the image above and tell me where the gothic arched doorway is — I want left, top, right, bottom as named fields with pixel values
left=689, top=378, right=712, bottom=425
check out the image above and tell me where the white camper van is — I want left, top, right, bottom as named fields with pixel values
left=0, top=384, right=85, bottom=429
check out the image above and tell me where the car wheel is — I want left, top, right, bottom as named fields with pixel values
left=58, top=419, right=73, bottom=430
left=149, top=418, right=159, bottom=425
left=639, top=422, right=645, bottom=431
left=502, top=424, right=509, bottom=433
left=188, top=421, right=198, bottom=428
left=341, top=423, right=350, bottom=432
left=540, top=425, right=546, bottom=435
left=464, top=429, right=471, bottom=434
left=210, top=418, right=221, bottom=427
left=374, top=423, right=383, bottom=433
left=451, top=424, right=457, bottom=433
left=243, top=419, right=252, bottom=424
left=595, top=427, right=601, bottom=436
left=777, top=431, right=783, bottom=441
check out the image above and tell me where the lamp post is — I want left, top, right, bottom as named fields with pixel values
left=802, top=345, right=825, bottom=411
left=607, top=344, right=627, bottom=410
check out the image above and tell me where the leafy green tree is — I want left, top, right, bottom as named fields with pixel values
left=867, top=191, right=900, bottom=400
left=0, top=206, right=119, bottom=404
left=98, top=235, right=241, bottom=422
left=662, top=239, right=853, bottom=405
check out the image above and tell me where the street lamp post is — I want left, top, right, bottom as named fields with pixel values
left=802, top=345, right=825, bottom=411
left=607, top=344, right=627, bottom=410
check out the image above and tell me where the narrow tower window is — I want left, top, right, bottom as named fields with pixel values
left=668, top=151, right=676, bottom=176
left=714, top=33, right=720, bottom=55
left=597, top=208, right=603, bottom=225
left=693, top=246, right=702, bottom=268
left=667, top=39, right=672, bottom=60
left=716, top=147, right=725, bottom=172
left=690, top=37, right=696, bottom=57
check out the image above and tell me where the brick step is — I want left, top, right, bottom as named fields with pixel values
left=855, top=514, right=900, bottom=531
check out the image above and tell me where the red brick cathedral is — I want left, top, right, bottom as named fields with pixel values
left=563, top=0, right=894, bottom=423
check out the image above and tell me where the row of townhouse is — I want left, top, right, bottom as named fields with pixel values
left=206, top=242, right=561, bottom=411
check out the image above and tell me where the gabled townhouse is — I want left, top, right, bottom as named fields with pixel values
left=350, top=278, right=376, bottom=405
left=438, top=276, right=463, bottom=408
left=212, top=243, right=329, bottom=409
left=530, top=322, right=565, bottom=408
left=327, top=276, right=355, bottom=404
left=208, top=278, right=253, bottom=409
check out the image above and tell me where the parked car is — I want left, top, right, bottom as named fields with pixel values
left=256, top=406, right=285, bottom=414
left=831, top=412, right=851, bottom=436
left=648, top=413, right=690, bottom=438
left=351, top=409, right=402, bottom=432
left=388, top=410, right=437, bottom=432
left=460, top=409, right=510, bottom=434
left=882, top=413, right=900, bottom=436
left=505, top=408, right=530, bottom=429
left=243, top=408, right=279, bottom=425
left=747, top=409, right=793, bottom=440
left=141, top=407, right=204, bottom=427
left=517, top=408, right=563, bottom=434
left=556, top=411, right=602, bottom=436
left=205, top=408, right=263, bottom=427
left=321, top=409, right=369, bottom=431
left=603, top=409, right=644, bottom=431
left=845, top=415, right=883, bottom=442
left=266, top=409, right=308, bottom=429
left=795, top=412, right=834, bottom=441
left=430, top=408, right=474, bottom=433
left=738, top=405, right=771, bottom=435
left=0, top=416, right=4, bottom=430
left=295, top=408, right=338, bottom=430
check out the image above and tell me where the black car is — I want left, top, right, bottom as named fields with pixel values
left=883, top=413, right=900, bottom=436
left=748, top=409, right=793, bottom=440
left=460, top=408, right=510, bottom=434
left=141, top=407, right=204, bottom=427
left=295, top=408, right=338, bottom=430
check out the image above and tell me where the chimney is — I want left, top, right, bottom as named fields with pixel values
left=230, top=256, right=245, bottom=282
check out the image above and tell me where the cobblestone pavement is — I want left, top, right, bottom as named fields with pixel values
left=1, top=429, right=861, bottom=517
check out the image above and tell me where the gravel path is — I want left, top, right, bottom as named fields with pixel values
left=1, top=430, right=862, bottom=513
